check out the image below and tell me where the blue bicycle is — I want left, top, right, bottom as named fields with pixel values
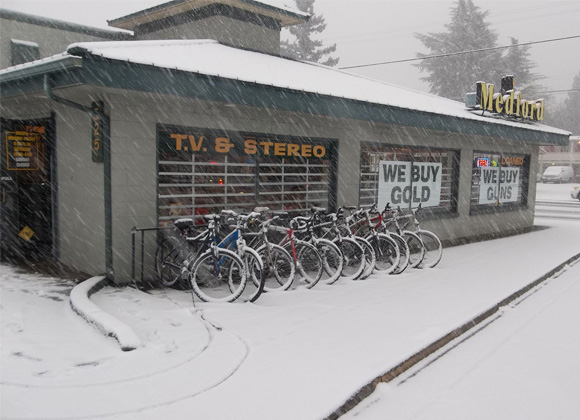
left=156, top=213, right=263, bottom=303
left=212, top=210, right=265, bottom=302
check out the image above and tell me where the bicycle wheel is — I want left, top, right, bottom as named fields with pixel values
left=353, top=236, right=376, bottom=280
left=334, top=237, right=365, bottom=281
left=368, top=234, right=400, bottom=274
left=403, top=231, right=425, bottom=268
left=236, top=247, right=265, bottom=303
left=257, top=243, right=296, bottom=292
left=155, top=236, right=188, bottom=288
left=416, top=230, right=443, bottom=268
left=317, top=238, right=344, bottom=285
left=389, top=232, right=410, bottom=274
left=190, top=248, right=247, bottom=303
left=288, top=240, right=323, bottom=289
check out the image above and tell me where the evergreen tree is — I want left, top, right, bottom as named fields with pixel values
left=281, top=0, right=339, bottom=67
left=501, top=37, right=541, bottom=96
left=415, top=0, right=538, bottom=101
left=550, top=70, right=580, bottom=134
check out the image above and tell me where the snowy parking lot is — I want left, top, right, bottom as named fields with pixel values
left=2, top=183, right=580, bottom=420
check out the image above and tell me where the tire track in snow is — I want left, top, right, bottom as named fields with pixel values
left=2, top=290, right=252, bottom=420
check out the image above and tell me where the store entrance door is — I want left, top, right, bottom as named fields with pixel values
left=0, top=117, right=55, bottom=262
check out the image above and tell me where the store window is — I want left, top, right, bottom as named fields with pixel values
left=157, top=125, right=337, bottom=226
left=360, top=144, right=459, bottom=215
left=470, top=152, right=530, bottom=211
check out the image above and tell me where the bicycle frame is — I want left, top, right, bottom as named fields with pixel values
left=276, top=225, right=299, bottom=262
left=216, top=212, right=262, bottom=278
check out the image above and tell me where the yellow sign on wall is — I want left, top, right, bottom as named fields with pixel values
left=169, top=133, right=327, bottom=158
left=5, top=131, right=42, bottom=171
left=18, top=226, right=35, bottom=242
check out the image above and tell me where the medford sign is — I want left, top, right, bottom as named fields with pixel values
left=474, top=80, right=544, bottom=121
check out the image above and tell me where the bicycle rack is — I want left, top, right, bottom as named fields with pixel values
left=130, top=226, right=173, bottom=288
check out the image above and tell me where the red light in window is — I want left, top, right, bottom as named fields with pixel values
left=477, top=158, right=489, bottom=167
left=209, top=161, right=218, bottom=164
left=218, top=179, right=224, bottom=185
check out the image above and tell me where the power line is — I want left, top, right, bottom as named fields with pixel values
left=339, top=35, right=580, bottom=70
left=537, top=88, right=580, bottom=94
left=323, top=1, right=579, bottom=45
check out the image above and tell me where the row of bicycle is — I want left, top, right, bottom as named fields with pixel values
left=154, top=203, right=443, bottom=303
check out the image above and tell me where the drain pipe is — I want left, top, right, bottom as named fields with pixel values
left=44, top=75, right=114, bottom=282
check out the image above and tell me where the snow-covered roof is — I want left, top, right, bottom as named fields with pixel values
left=0, top=39, right=570, bottom=137
left=70, top=39, right=570, bottom=136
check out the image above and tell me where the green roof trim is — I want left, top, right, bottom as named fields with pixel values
left=0, top=54, right=569, bottom=147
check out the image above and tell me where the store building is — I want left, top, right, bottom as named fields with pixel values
left=0, top=1, right=570, bottom=283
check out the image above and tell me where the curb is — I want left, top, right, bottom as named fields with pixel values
left=324, top=252, right=580, bottom=420
left=69, top=276, right=142, bottom=351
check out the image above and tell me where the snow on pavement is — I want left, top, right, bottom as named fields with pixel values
left=2, top=208, right=580, bottom=419
left=344, top=253, right=580, bottom=420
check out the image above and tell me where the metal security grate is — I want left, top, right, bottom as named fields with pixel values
left=158, top=154, right=332, bottom=226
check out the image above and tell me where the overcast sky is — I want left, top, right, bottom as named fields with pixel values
left=2, top=0, right=579, bottom=101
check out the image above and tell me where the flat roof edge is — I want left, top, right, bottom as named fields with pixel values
left=0, top=55, right=83, bottom=84
left=0, top=8, right=132, bottom=38
left=1, top=56, right=569, bottom=146
left=108, top=0, right=308, bottom=30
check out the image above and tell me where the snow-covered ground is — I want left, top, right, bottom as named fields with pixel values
left=344, top=248, right=580, bottom=420
left=1, top=184, right=579, bottom=420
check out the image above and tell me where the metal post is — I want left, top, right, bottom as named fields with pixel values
left=131, top=227, right=136, bottom=284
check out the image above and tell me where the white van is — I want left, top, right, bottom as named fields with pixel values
left=541, top=166, right=574, bottom=183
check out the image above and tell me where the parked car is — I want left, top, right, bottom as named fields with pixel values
left=541, top=166, right=574, bottom=183
left=572, top=186, right=580, bottom=201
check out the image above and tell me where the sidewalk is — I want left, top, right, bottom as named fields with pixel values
left=2, top=217, right=580, bottom=420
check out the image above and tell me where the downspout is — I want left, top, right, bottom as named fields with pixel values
left=44, top=75, right=114, bottom=282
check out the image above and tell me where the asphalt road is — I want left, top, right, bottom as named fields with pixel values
left=535, top=183, right=580, bottom=220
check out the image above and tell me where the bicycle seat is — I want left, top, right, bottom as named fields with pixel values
left=174, top=218, right=194, bottom=231
left=311, top=206, right=327, bottom=214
